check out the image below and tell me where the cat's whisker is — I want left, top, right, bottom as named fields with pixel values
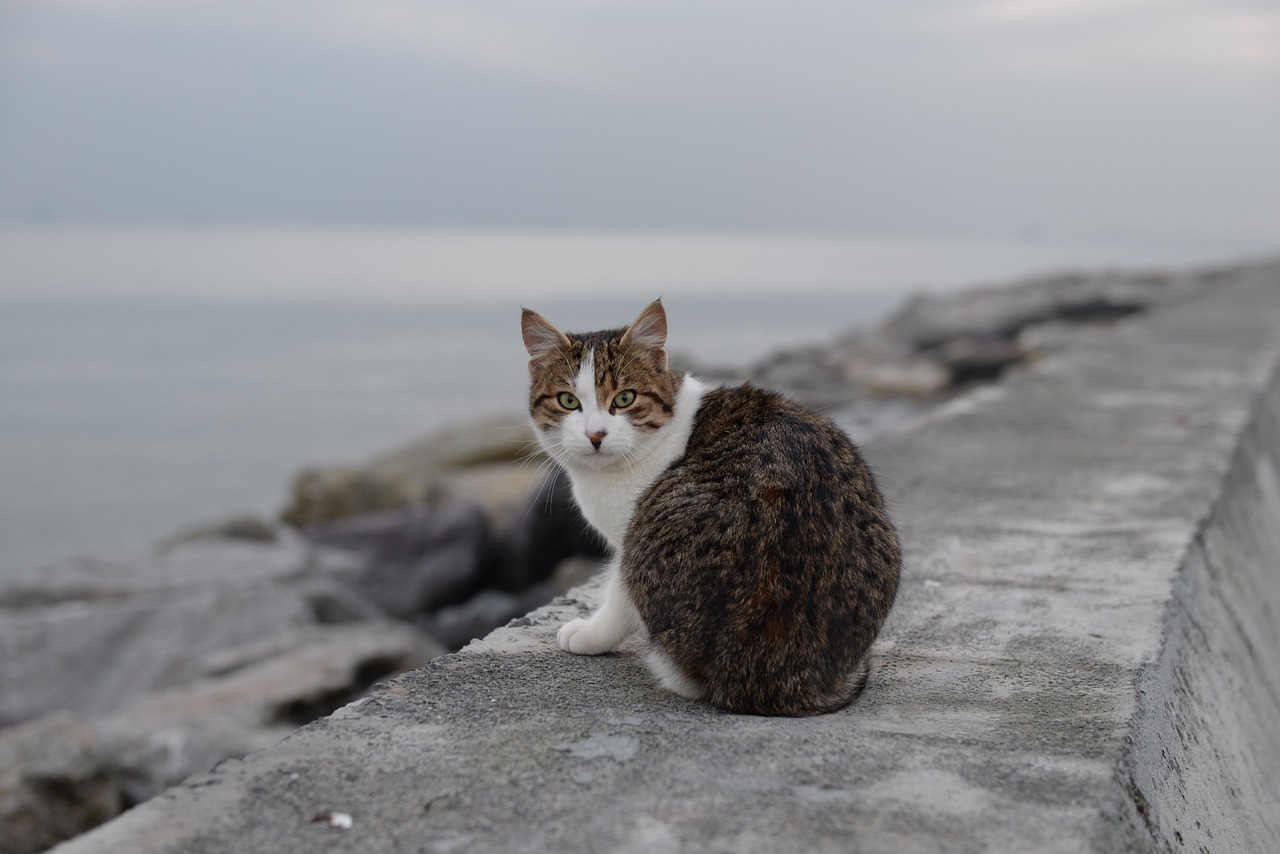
left=514, top=443, right=550, bottom=474
left=533, top=453, right=563, bottom=484
left=517, top=461, right=562, bottom=524
left=541, top=470, right=565, bottom=516
left=521, top=463, right=563, bottom=522
left=496, top=418, right=534, bottom=431
left=620, top=446, right=644, bottom=473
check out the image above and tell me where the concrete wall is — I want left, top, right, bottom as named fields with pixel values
left=1121, top=266, right=1280, bottom=851
left=57, top=263, right=1280, bottom=853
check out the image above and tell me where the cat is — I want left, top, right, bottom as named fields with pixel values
left=521, top=299, right=900, bottom=716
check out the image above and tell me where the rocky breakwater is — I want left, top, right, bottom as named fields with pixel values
left=0, top=417, right=606, bottom=854
left=0, top=262, right=1230, bottom=853
left=0, top=536, right=435, bottom=854
left=738, top=266, right=1208, bottom=424
left=279, top=415, right=607, bottom=645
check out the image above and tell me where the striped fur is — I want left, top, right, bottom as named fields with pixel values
left=522, top=300, right=900, bottom=716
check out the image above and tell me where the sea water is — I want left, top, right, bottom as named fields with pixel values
left=0, top=291, right=908, bottom=575
left=1, top=228, right=1267, bottom=575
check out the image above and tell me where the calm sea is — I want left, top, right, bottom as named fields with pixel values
left=1, top=228, right=1268, bottom=576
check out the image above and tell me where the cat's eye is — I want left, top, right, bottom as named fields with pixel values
left=557, top=392, right=581, bottom=410
left=613, top=390, right=637, bottom=408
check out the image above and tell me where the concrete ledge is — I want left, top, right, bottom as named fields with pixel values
left=1122, top=268, right=1280, bottom=850
left=58, top=264, right=1280, bottom=853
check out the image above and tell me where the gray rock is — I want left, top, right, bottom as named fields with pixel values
left=1017, top=317, right=1115, bottom=354
left=0, top=538, right=380, bottom=726
left=0, top=585, right=316, bottom=725
left=304, top=503, right=493, bottom=617
left=295, top=577, right=387, bottom=625
left=855, top=357, right=951, bottom=397
left=497, top=472, right=608, bottom=592
left=367, top=416, right=534, bottom=486
left=0, top=622, right=444, bottom=849
left=423, top=582, right=562, bottom=650
left=548, top=555, right=602, bottom=593
left=279, top=417, right=535, bottom=529
left=928, top=334, right=1029, bottom=385
left=427, top=462, right=541, bottom=536
left=279, top=467, right=412, bottom=529
left=0, top=535, right=362, bottom=608
left=749, top=346, right=853, bottom=408
left=157, top=514, right=278, bottom=551
left=882, top=269, right=1206, bottom=352
left=97, top=622, right=443, bottom=805
left=747, top=269, right=1207, bottom=413
left=0, top=712, right=122, bottom=854
left=422, top=558, right=609, bottom=651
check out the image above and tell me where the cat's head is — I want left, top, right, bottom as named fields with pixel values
left=521, top=299, right=681, bottom=470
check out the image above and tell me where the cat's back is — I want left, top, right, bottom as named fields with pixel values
left=645, top=384, right=887, bottom=523
left=622, top=383, right=900, bottom=716
left=679, top=384, right=870, bottom=487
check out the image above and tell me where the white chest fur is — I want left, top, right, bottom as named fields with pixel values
left=562, top=375, right=707, bottom=549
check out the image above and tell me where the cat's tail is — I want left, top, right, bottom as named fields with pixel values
left=804, top=652, right=873, bottom=715
left=843, top=653, right=873, bottom=705
left=762, top=653, right=875, bottom=717
left=772, top=653, right=873, bottom=716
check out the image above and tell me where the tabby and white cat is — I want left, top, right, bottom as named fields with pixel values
left=521, top=299, right=899, bottom=716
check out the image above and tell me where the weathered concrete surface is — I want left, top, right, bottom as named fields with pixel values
left=57, top=264, right=1280, bottom=853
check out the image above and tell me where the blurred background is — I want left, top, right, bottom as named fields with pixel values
left=1, top=0, right=1278, bottom=573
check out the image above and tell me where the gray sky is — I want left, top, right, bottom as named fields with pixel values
left=1, top=0, right=1277, bottom=245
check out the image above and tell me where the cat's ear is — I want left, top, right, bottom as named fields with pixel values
left=623, top=299, right=669, bottom=372
left=521, top=309, right=570, bottom=368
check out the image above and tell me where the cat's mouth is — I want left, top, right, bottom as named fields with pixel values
left=573, top=444, right=619, bottom=467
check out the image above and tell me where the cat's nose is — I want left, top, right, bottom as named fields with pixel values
left=588, top=431, right=607, bottom=449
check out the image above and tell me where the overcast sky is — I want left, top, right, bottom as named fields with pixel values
left=1, top=0, right=1277, bottom=246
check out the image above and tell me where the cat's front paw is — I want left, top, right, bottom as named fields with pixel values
left=557, top=618, right=613, bottom=655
